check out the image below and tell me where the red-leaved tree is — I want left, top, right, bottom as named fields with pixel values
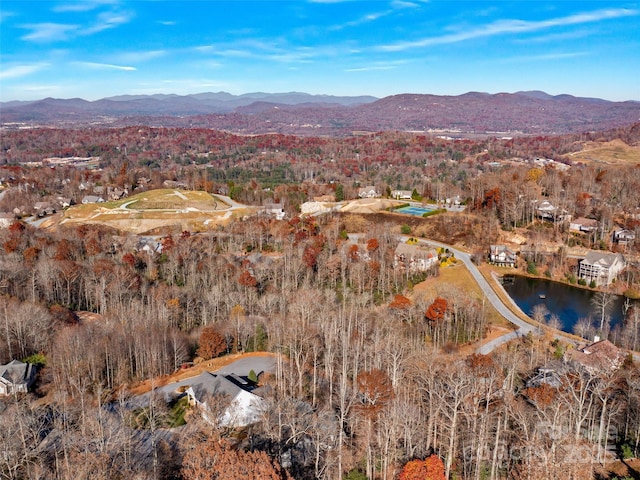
left=425, top=297, right=448, bottom=325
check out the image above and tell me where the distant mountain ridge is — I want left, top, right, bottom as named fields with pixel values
left=2, top=91, right=639, bottom=136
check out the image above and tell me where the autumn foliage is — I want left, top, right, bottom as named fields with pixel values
left=196, top=326, right=227, bottom=360
left=389, top=294, right=412, bottom=309
left=399, top=455, right=446, bottom=480
left=425, top=297, right=448, bottom=324
left=356, top=368, right=394, bottom=417
left=238, top=269, right=258, bottom=288
left=181, top=431, right=292, bottom=480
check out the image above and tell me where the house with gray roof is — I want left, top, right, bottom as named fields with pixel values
left=0, top=360, right=36, bottom=395
left=82, top=195, right=104, bottom=204
left=358, top=186, right=380, bottom=198
left=391, top=190, right=412, bottom=200
left=131, top=371, right=265, bottom=428
left=394, top=242, right=439, bottom=272
left=578, top=251, right=626, bottom=286
left=489, top=245, right=517, bottom=267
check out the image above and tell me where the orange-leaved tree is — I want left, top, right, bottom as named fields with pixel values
left=196, top=326, right=227, bottom=360
left=399, top=455, right=446, bottom=480
left=425, top=297, right=448, bottom=325
left=389, top=294, right=412, bottom=310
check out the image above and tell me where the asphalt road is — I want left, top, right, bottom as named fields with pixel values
left=396, top=235, right=538, bottom=353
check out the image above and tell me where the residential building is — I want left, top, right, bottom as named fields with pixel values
left=82, top=195, right=104, bottom=204
left=0, top=360, right=36, bottom=395
left=612, top=229, right=636, bottom=246
left=262, top=202, right=286, bottom=220
left=489, top=245, right=517, bottom=267
left=567, top=339, right=625, bottom=374
left=0, top=212, right=14, bottom=229
left=33, top=201, right=55, bottom=216
left=131, top=371, right=265, bottom=428
left=535, top=200, right=570, bottom=222
left=578, top=251, right=626, bottom=286
left=391, top=190, right=412, bottom=200
left=394, top=242, right=439, bottom=272
left=358, top=186, right=379, bottom=198
left=570, top=217, right=598, bottom=234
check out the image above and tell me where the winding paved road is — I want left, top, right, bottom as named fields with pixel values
left=396, top=235, right=538, bottom=353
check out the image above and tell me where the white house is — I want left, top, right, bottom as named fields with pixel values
left=489, top=245, right=517, bottom=267
left=536, top=200, right=570, bottom=222
left=358, top=186, right=380, bottom=198
left=394, top=242, right=439, bottom=272
left=0, top=212, right=14, bottom=229
left=391, top=190, right=412, bottom=200
left=0, top=360, right=36, bottom=395
left=182, top=372, right=265, bottom=428
left=613, top=229, right=636, bottom=246
left=570, top=217, right=598, bottom=234
left=578, top=251, right=626, bottom=286
left=132, top=370, right=266, bottom=429
left=262, top=202, right=286, bottom=220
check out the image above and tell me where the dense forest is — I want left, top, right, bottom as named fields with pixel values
left=1, top=124, right=640, bottom=479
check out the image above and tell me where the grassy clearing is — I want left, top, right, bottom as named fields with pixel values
left=413, top=261, right=511, bottom=329
left=58, top=189, right=243, bottom=233
left=565, top=140, right=640, bottom=165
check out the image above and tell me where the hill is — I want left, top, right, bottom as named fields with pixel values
left=2, top=91, right=638, bottom=136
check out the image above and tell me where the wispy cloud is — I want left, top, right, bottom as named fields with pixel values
left=84, top=9, right=133, bottom=34
left=499, top=51, right=589, bottom=63
left=115, top=50, right=166, bottom=63
left=73, top=61, right=136, bottom=71
left=518, top=29, right=592, bottom=44
left=0, top=10, right=15, bottom=24
left=158, top=20, right=176, bottom=26
left=345, top=59, right=407, bottom=72
left=391, top=0, right=423, bottom=9
left=379, top=8, right=639, bottom=51
left=330, top=9, right=393, bottom=30
left=53, top=1, right=119, bottom=13
left=20, top=5, right=132, bottom=42
left=345, top=65, right=398, bottom=72
left=0, top=63, right=49, bottom=80
left=20, top=23, right=79, bottom=42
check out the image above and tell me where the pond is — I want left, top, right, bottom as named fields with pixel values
left=501, top=275, right=630, bottom=335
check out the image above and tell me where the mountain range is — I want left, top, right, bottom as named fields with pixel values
left=1, top=91, right=639, bottom=136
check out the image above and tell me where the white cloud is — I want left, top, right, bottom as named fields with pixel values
left=345, top=65, right=398, bottom=72
left=20, top=23, right=79, bottom=42
left=0, top=63, right=49, bottom=80
left=115, top=50, right=167, bottom=63
left=330, top=9, right=393, bottom=30
left=499, top=51, right=589, bottom=63
left=379, top=8, right=639, bottom=51
left=73, top=61, right=136, bottom=71
left=84, top=9, right=133, bottom=34
left=53, top=1, right=119, bottom=13
left=391, top=0, right=422, bottom=9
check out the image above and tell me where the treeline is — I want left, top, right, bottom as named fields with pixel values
left=1, top=209, right=640, bottom=479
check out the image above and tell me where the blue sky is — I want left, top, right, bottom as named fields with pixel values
left=1, top=1, right=639, bottom=102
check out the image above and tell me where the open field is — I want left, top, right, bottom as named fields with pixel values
left=565, top=139, right=640, bottom=165
left=413, top=260, right=513, bottom=330
left=54, top=189, right=255, bottom=234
